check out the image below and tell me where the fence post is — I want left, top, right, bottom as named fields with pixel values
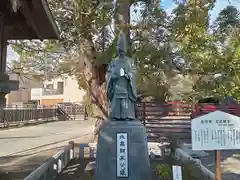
left=73, top=104, right=76, bottom=120
left=36, top=108, right=38, bottom=121
left=2, top=109, right=6, bottom=127
left=143, top=102, right=146, bottom=126
left=79, top=144, right=86, bottom=159
left=46, top=108, right=49, bottom=121
left=55, top=106, right=57, bottom=121
left=69, top=141, right=75, bottom=160
left=84, top=106, right=87, bottom=120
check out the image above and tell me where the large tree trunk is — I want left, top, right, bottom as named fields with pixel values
left=78, top=37, right=108, bottom=119
left=115, top=0, right=131, bottom=43
left=84, top=0, right=152, bottom=119
left=85, top=0, right=132, bottom=120
left=89, top=0, right=132, bottom=142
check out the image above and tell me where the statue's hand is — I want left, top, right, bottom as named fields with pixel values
left=124, top=73, right=130, bottom=79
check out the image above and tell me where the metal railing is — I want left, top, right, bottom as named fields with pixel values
left=23, top=141, right=215, bottom=180
left=23, top=142, right=96, bottom=180
left=43, top=88, right=63, bottom=95
left=24, top=141, right=74, bottom=180
left=57, top=106, right=73, bottom=121
left=0, top=106, right=57, bottom=127
left=0, top=104, right=88, bottom=128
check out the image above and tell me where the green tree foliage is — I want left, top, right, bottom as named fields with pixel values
left=199, top=6, right=240, bottom=100
left=10, top=0, right=182, bottom=114
left=132, top=1, right=179, bottom=102
left=11, top=0, right=118, bottom=117
left=10, top=0, right=240, bottom=117
left=169, top=1, right=240, bottom=101
left=213, top=5, right=240, bottom=38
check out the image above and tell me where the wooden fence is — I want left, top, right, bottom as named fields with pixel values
left=57, top=103, right=86, bottom=120
left=136, top=102, right=192, bottom=143
left=136, top=101, right=240, bottom=143
left=191, top=103, right=240, bottom=118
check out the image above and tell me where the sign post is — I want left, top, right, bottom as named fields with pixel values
left=215, top=150, right=221, bottom=180
left=191, top=110, right=240, bottom=180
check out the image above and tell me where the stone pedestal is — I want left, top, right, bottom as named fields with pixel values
left=95, top=120, right=152, bottom=180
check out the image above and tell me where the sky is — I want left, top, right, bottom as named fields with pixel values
left=160, top=0, right=240, bottom=22
left=7, top=0, right=240, bottom=62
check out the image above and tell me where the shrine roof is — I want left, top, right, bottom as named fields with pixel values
left=1, top=0, right=60, bottom=40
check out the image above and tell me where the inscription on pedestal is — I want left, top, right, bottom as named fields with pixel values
left=117, top=133, right=128, bottom=177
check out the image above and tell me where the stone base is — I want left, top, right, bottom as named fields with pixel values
left=95, top=120, right=152, bottom=180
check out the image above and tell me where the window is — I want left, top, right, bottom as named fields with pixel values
left=46, top=84, right=53, bottom=89
left=57, top=82, right=64, bottom=94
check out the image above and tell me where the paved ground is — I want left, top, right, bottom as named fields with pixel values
left=0, top=120, right=95, bottom=157
left=0, top=120, right=95, bottom=180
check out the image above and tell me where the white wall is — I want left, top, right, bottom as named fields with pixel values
left=63, top=76, right=86, bottom=103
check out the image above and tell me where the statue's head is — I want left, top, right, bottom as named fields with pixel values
left=117, top=31, right=127, bottom=57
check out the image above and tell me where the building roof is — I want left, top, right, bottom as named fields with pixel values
left=1, top=0, right=60, bottom=40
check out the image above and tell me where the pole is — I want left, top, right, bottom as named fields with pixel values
left=0, top=14, right=7, bottom=75
left=0, top=15, right=8, bottom=107
left=215, top=150, right=221, bottom=180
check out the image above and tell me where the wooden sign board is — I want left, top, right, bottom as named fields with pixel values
left=191, top=110, right=240, bottom=151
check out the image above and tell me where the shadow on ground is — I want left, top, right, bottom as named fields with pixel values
left=0, top=119, right=58, bottom=131
left=55, top=158, right=167, bottom=180
left=0, top=146, right=64, bottom=180
left=55, top=159, right=94, bottom=180
left=0, top=135, right=93, bottom=180
left=197, top=150, right=240, bottom=180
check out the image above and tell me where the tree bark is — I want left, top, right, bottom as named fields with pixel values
left=85, top=0, right=132, bottom=119
left=78, top=38, right=108, bottom=118
left=115, top=0, right=131, bottom=43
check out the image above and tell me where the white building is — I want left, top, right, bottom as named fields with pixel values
left=6, top=73, right=42, bottom=106
left=31, top=76, right=86, bottom=106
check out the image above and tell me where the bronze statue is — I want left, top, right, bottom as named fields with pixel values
left=106, top=31, right=137, bottom=121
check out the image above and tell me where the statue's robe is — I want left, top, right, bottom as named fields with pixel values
left=106, top=56, right=137, bottom=120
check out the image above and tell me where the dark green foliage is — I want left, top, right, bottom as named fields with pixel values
left=10, top=0, right=240, bottom=116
